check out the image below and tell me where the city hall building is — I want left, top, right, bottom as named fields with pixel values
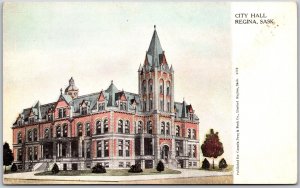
left=11, top=27, right=200, bottom=171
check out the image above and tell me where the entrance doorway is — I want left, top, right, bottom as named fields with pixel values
left=161, top=145, right=169, bottom=161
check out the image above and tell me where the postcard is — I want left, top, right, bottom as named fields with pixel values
left=2, top=1, right=297, bottom=184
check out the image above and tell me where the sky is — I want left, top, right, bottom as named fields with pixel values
left=3, top=2, right=232, bottom=164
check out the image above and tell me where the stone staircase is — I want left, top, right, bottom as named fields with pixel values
left=32, top=162, right=53, bottom=172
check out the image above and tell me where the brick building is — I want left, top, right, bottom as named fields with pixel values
left=11, top=26, right=200, bottom=171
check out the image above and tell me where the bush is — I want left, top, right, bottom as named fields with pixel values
left=201, top=158, right=210, bottom=169
left=219, top=158, right=228, bottom=169
left=128, top=164, right=143, bottom=173
left=51, top=163, right=59, bottom=174
left=11, top=163, right=17, bottom=172
left=156, top=161, right=164, bottom=172
left=92, top=163, right=106, bottom=173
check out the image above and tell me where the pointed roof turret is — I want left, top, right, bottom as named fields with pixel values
left=34, top=101, right=42, bottom=119
left=146, top=25, right=164, bottom=68
left=170, top=65, right=174, bottom=72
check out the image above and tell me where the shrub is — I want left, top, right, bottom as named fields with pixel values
left=92, top=163, right=106, bottom=173
left=51, top=163, right=59, bottom=174
left=156, top=161, right=164, bottom=172
left=11, top=163, right=17, bottom=172
left=219, top=158, right=228, bottom=169
left=201, top=158, right=210, bottom=170
left=128, top=164, right=143, bottom=173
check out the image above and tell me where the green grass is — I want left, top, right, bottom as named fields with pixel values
left=35, top=168, right=181, bottom=176
left=199, top=165, right=233, bottom=172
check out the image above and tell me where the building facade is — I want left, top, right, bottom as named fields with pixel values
left=11, top=27, right=200, bottom=171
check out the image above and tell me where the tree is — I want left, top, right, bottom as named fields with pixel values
left=52, top=163, right=59, bottom=174
left=11, top=163, right=17, bottom=172
left=3, top=142, right=14, bottom=173
left=156, top=160, right=164, bottom=172
left=92, top=163, right=106, bottom=173
left=201, top=158, right=210, bottom=170
left=128, top=164, right=143, bottom=173
left=219, top=158, right=228, bottom=169
left=201, top=129, right=224, bottom=169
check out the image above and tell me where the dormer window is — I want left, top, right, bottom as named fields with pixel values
left=29, top=117, right=35, bottom=124
left=120, top=102, right=127, bottom=111
left=98, top=102, right=105, bottom=111
left=47, top=114, right=53, bottom=121
left=58, top=108, right=67, bottom=118
left=82, top=106, right=88, bottom=115
left=189, top=113, right=194, bottom=120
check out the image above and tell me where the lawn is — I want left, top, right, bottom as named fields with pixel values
left=199, top=165, right=233, bottom=172
left=35, top=168, right=181, bottom=176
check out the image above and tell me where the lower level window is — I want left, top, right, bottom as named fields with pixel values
left=126, top=162, right=131, bottom=168
left=119, top=162, right=124, bottom=168
left=86, top=163, right=91, bottom=168
left=193, top=162, right=197, bottom=167
left=189, top=162, right=192, bottom=167
left=104, top=162, right=109, bottom=168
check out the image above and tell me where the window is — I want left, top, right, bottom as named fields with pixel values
left=176, top=126, right=180, bottom=137
left=104, top=162, right=109, bottom=168
left=166, top=123, right=170, bottom=135
left=63, top=124, right=68, bottom=137
left=120, top=102, right=127, bottom=111
left=167, top=85, right=170, bottom=96
left=189, top=113, right=194, bottom=120
left=104, top=140, right=109, bottom=157
left=167, top=102, right=170, bottom=112
left=97, top=141, right=102, bottom=157
left=147, top=121, right=152, bottom=134
left=125, top=140, right=130, bottom=157
left=149, top=84, right=153, bottom=93
left=125, top=121, right=130, bottom=134
left=28, top=147, right=33, bottom=161
left=126, top=162, right=131, bottom=168
left=96, top=120, right=102, bottom=135
left=58, top=108, right=67, bottom=118
left=28, top=130, right=32, bottom=142
left=160, top=100, right=164, bottom=111
left=18, top=148, right=23, bottom=161
left=44, top=128, right=50, bottom=139
left=143, top=81, right=147, bottom=94
left=192, top=145, right=196, bottom=158
left=33, top=129, right=38, bottom=141
left=47, top=114, right=53, bottom=121
left=118, top=140, right=123, bottom=157
left=193, top=162, right=197, bottom=167
left=189, top=162, right=192, bottom=167
left=17, top=132, right=22, bottom=144
left=17, top=120, right=21, bottom=126
left=82, top=107, right=88, bottom=115
left=104, top=119, right=109, bottom=133
left=192, top=129, right=196, bottom=139
left=86, top=123, right=91, bottom=136
left=188, top=129, right=191, bottom=138
left=149, top=99, right=153, bottom=110
left=143, top=101, right=147, bottom=111
left=160, top=82, right=164, bottom=94
left=176, top=142, right=180, bottom=156
left=86, top=143, right=91, bottom=158
left=34, top=147, right=38, bottom=160
left=161, top=122, right=165, bottom=135
left=56, top=126, right=61, bottom=138
left=137, top=121, right=143, bottom=134
left=119, top=162, right=124, bottom=168
left=188, top=145, right=192, bottom=158
left=29, top=117, right=34, bottom=124
left=98, top=102, right=105, bottom=111
left=77, top=123, right=82, bottom=137
left=118, top=120, right=123, bottom=133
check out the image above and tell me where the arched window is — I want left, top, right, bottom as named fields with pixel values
left=192, top=129, right=196, bottom=139
left=56, top=125, right=61, bottom=138
left=63, top=124, right=68, bottom=137
left=86, top=123, right=91, bottom=136
left=104, top=119, right=109, bottom=133
left=161, top=122, right=165, bottom=135
left=176, top=126, right=180, bottom=137
left=148, top=79, right=153, bottom=93
left=147, top=121, right=152, bottom=134
left=142, top=80, right=147, bottom=94
left=166, top=122, right=170, bottom=135
left=96, top=120, right=102, bottom=135
left=17, top=132, right=22, bottom=144
left=159, top=79, right=164, bottom=94
left=33, top=129, right=38, bottom=141
left=118, top=120, right=123, bottom=133
left=137, top=121, right=143, bottom=134
left=166, top=81, right=170, bottom=96
left=44, top=128, right=50, bottom=139
left=125, top=120, right=130, bottom=134
left=188, top=129, right=191, bottom=138
left=77, top=123, right=83, bottom=137
left=28, top=130, right=32, bottom=142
